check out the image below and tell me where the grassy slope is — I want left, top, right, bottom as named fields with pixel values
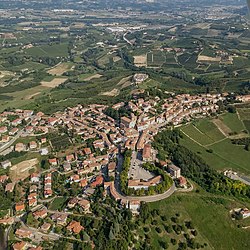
left=150, top=192, right=250, bottom=250
left=180, top=133, right=250, bottom=175
left=220, top=113, right=245, bottom=133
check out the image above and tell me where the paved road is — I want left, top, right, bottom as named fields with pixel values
left=0, top=130, right=23, bottom=154
left=16, top=218, right=60, bottom=242
left=124, top=183, right=176, bottom=203
left=0, top=118, right=34, bottom=155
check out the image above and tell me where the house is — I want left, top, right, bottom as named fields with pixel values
left=63, top=162, right=71, bottom=172
left=28, top=192, right=37, bottom=200
left=48, top=158, right=57, bottom=166
left=15, top=203, right=25, bottom=213
left=44, top=189, right=52, bottom=199
left=29, top=141, right=38, bottom=149
left=67, top=220, right=84, bottom=234
left=66, top=154, right=75, bottom=162
left=41, top=138, right=47, bottom=144
left=0, top=126, right=7, bottom=134
left=12, top=118, right=22, bottom=127
left=240, top=208, right=250, bottom=219
left=178, top=176, right=187, bottom=187
left=70, top=174, right=80, bottom=183
left=83, top=148, right=92, bottom=155
left=12, top=241, right=28, bottom=250
left=15, top=143, right=25, bottom=152
left=91, top=175, right=104, bottom=188
left=79, top=178, right=88, bottom=188
left=30, top=185, right=38, bottom=193
left=51, top=213, right=68, bottom=226
left=128, top=200, right=141, bottom=213
left=128, top=176, right=162, bottom=190
left=25, top=126, right=34, bottom=134
left=168, top=164, right=181, bottom=178
left=78, top=199, right=90, bottom=212
left=108, top=162, right=116, bottom=175
left=1, top=135, right=10, bottom=143
left=121, top=116, right=135, bottom=129
left=1, top=160, right=12, bottom=169
left=133, top=73, right=148, bottom=84
left=28, top=198, right=37, bottom=207
left=33, top=209, right=47, bottom=220
left=9, top=127, right=19, bottom=135
left=0, top=217, right=14, bottom=225
left=15, top=228, right=33, bottom=239
left=41, top=222, right=51, bottom=232
left=5, top=183, right=15, bottom=192
left=0, top=175, right=9, bottom=183
left=30, top=173, right=39, bottom=183
left=68, top=198, right=78, bottom=209
left=142, top=144, right=152, bottom=162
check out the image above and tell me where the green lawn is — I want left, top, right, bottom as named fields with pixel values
left=220, top=112, right=245, bottom=133
left=149, top=193, right=250, bottom=250
left=49, top=197, right=67, bottom=211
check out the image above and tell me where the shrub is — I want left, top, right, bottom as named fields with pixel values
left=155, top=227, right=162, bottom=234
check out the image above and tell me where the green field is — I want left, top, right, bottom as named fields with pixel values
left=181, top=119, right=225, bottom=146
left=220, top=112, right=245, bottom=133
left=243, top=120, right=250, bottom=134
left=194, top=119, right=225, bottom=142
left=180, top=131, right=250, bottom=175
left=147, top=50, right=166, bottom=67
left=149, top=193, right=250, bottom=250
left=238, top=108, right=250, bottom=121
left=25, top=43, right=69, bottom=57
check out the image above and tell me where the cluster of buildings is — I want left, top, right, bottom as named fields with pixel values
left=0, top=92, right=227, bottom=248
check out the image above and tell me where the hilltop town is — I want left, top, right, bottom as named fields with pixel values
left=0, top=91, right=234, bottom=249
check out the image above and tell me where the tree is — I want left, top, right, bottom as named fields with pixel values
left=140, top=202, right=150, bottom=221
left=171, top=238, right=177, bottom=245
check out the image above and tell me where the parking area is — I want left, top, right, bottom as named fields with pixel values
left=128, top=151, right=154, bottom=180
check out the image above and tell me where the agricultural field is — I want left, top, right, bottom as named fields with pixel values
left=41, top=77, right=67, bottom=88
left=181, top=119, right=225, bottom=146
left=180, top=115, right=250, bottom=175
left=149, top=193, right=250, bottom=250
left=147, top=50, right=166, bottom=67
left=220, top=113, right=246, bottom=134
left=25, top=43, right=69, bottom=58
left=48, top=62, right=74, bottom=76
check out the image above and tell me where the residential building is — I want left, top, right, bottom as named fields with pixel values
left=168, top=164, right=181, bottom=178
